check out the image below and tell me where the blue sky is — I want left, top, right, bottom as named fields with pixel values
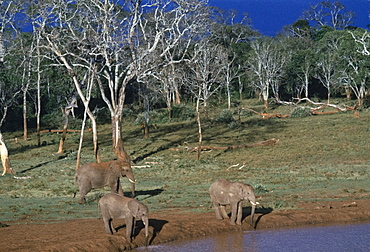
left=208, top=0, right=369, bottom=36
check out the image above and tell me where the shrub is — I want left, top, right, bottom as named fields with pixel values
left=171, top=105, right=195, bottom=120
left=134, top=110, right=170, bottom=125
left=213, top=109, right=236, bottom=124
left=290, top=106, right=312, bottom=118
left=254, top=184, right=270, bottom=194
left=42, top=111, right=90, bottom=129
left=228, top=121, right=239, bottom=129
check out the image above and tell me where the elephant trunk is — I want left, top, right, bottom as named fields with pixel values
left=130, top=181, right=135, bottom=198
left=248, top=193, right=259, bottom=226
left=142, top=216, right=149, bottom=246
left=125, top=171, right=136, bottom=197
left=250, top=204, right=256, bottom=226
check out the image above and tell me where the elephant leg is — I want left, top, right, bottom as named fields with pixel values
left=109, top=218, right=116, bottom=234
left=103, top=217, right=114, bottom=234
left=212, top=202, right=223, bottom=219
left=229, top=203, right=238, bottom=225
left=220, top=205, right=229, bottom=219
left=117, top=182, right=124, bottom=196
left=125, top=217, right=134, bottom=242
left=236, top=201, right=243, bottom=225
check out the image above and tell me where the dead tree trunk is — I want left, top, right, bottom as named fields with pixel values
left=196, top=94, right=202, bottom=161
left=57, top=97, right=78, bottom=154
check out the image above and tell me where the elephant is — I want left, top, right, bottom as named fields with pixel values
left=209, top=179, right=259, bottom=226
left=75, top=160, right=135, bottom=204
left=98, top=193, right=149, bottom=246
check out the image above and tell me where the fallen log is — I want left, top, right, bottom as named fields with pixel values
left=39, top=128, right=93, bottom=134
left=169, top=138, right=279, bottom=152
left=242, top=108, right=290, bottom=119
left=294, top=98, right=357, bottom=114
left=244, top=99, right=358, bottom=118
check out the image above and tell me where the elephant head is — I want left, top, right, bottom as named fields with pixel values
left=128, top=199, right=149, bottom=246
left=234, top=183, right=259, bottom=225
left=110, top=160, right=136, bottom=197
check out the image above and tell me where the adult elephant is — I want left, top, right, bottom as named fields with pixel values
left=99, top=193, right=149, bottom=246
left=75, top=160, right=135, bottom=204
left=209, top=179, right=259, bottom=225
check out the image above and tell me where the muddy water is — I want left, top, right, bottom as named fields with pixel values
left=135, top=222, right=370, bottom=252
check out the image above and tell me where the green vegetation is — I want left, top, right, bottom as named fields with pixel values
left=1, top=99, right=369, bottom=224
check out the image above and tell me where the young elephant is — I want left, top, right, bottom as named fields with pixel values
left=209, top=179, right=259, bottom=226
left=99, top=193, right=149, bottom=246
left=75, top=160, right=135, bottom=204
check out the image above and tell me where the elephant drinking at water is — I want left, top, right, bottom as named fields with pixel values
left=99, top=193, right=149, bottom=246
left=75, top=160, right=135, bottom=204
left=209, top=179, right=259, bottom=225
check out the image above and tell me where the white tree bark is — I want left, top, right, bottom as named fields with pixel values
left=248, top=38, right=289, bottom=109
left=36, top=0, right=208, bottom=160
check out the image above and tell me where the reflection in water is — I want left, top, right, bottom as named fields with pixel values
left=135, top=222, right=370, bottom=252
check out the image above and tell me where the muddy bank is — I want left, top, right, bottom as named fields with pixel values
left=1, top=199, right=369, bottom=251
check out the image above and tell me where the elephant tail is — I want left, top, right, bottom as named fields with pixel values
left=73, top=174, right=78, bottom=198
left=97, top=201, right=103, bottom=220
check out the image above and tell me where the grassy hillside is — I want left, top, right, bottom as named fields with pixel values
left=1, top=99, right=369, bottom=224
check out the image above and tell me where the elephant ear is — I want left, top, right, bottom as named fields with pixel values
left=233, top=183, right=245, bottom=199
left=128, top=199, right=139, bottom=217
left=109, top=161, right=121, bottom=176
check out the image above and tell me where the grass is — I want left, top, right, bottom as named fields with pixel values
left=1, top=98, right=369, bottom=223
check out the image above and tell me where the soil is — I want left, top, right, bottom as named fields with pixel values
left=1, top=199, right=370, bottom=251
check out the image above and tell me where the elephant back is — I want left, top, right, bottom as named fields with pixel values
left=77, top=161, right=112, bottom=175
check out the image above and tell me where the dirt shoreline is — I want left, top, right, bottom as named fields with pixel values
left=1, top=198, right=370, bottom=251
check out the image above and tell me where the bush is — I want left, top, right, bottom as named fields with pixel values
left=213, top=109, right=236, bottom=124
left=254, top=184, right=270, bottom=194
left=290, top=106, right=312, bottom=118
left=134, top=110, right=170, bottom=125
left=42, top=111, right=64, bottom=129
left=42, top=111, right=90, bottom=129
left=171, top=105, right=195, bottom=120
left=228, top=121, right=239, bottom=129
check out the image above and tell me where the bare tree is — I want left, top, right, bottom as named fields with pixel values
left=36, top=0, right=208, bottom=162
left=302, top=1, right=354, bottom=30
left=210, top=11, right=256, bottom=108
left=135, top=0, right=208, bottom=120
left=185, top=42, right=226, bottom=160
left=248, top=37, right=289, bottom=109
left=0, top=0, right=22, bottom=65
left=316, top=53, right=339, bottom=103
left=33, top=0, right=108, bottom=164
left=0, top=1, right=23, bottom=176
left=188, top=43, right=226, bottom=117
left=315, top=30, right=344, bottom=104
left=57, top=96, right=78, bottom=154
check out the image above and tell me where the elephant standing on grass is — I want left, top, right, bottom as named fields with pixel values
left=99, top=193, right=149, bottom=246
left=209, top=179, right=259, bottom=225
left=75, top=160, right=135, bottom=204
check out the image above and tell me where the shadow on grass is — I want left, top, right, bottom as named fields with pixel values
left=18, top=156, right=66, bottom=173
left=127, top=121, right=196, bottom=161
left=133, top=189, right=164, bottom=200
